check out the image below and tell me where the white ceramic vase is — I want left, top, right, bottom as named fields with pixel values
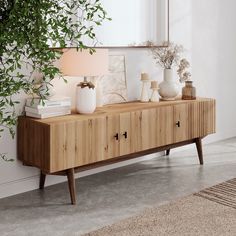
left=159, top=69, right=180, bottom=101
left=76, top=86, right=96, bottom=114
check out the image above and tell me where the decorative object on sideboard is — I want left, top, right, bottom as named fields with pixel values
left=176, top=58, right=195, bottom=100
left=140, top=73, right=150, bottom=102
left=60, top=48, right=109, bottom=114
left=102, top=55, right=128, bottom=105
left=77, top=79, right=96, bottom=114
left=150, top=81, right=159, bottom=102
left=150, top=42, right=188, bottom=101
left=182, top=81, right=196, bottom=100
left=25, top=96, right=71, bottom=119
left=159, top=69, right=180, bottom=101
left=177, top=58, right=192, bottom=83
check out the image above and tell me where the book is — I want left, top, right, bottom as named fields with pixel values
left=25, top=105, right=71, bottom=115
left=26, top=110, right=71, bottom=119
left=26, top=96, right=71, bottom=108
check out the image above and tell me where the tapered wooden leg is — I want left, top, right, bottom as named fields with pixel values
left=66, top=168, right=76, bottom=205
left=39, top=171, right=46, bottom=189
left=166, top=149, right=170, bottom=156
left=195, top=138, right=203, bottom=165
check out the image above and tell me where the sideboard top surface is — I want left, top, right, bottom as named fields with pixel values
left=20, top=97, right=215, bottom=125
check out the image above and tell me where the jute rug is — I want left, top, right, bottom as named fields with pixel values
left=195, top=178, right=236, bottom=209
left=83, top=179, right=236, bottom=236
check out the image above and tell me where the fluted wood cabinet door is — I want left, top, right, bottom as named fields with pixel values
left=106, top=115, right=120, bottom=159
left=156, top=106, right=174, bottom=146
left=173, top=100, right=216, bottom=143
left=140, top=108, right=157, bottom=150
left=107, top=112, right=131, bottom=158
left=50, top=117, right=107, bottom=172
left=130, top=108, right=157, bottom=152
left=130, top=110, right=142, bottom=153
left=119, top=112, right=131, bottom=156
left=50, top=122, right=75, bottom=172
left=75, top=117, right=107, bottom=166
left=173, top=104, right=189, bottom=143
left=200, top=100, right=216, bottom=136
left=190, top=100, right=216, bottom=138
left=130, top=106, right=174, bottom=150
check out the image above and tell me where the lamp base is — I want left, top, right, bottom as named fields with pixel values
left=76, top=85, right=96, bottom=114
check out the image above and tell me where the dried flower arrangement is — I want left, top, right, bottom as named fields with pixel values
left=150, top=42, right=184, bottom=69
left=150, top=42, right=191, bottom=83
left=177, top=59, right=192, bottom=83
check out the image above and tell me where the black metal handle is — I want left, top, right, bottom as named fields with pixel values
left=123, top=131, right=128, bottom=139
left=114, top=133, right=119, bottom=140
left=176, top=121, right=180, bottom=127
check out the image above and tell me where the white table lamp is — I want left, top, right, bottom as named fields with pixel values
left=60, top=48, right=109, bottom=114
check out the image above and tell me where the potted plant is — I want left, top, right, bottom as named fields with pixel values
left=0, top=0, right=110, bottom=161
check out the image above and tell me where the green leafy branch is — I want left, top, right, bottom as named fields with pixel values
left=0, top=0, right=110, bottom=160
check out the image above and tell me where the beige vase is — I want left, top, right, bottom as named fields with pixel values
left=159, top=69, right=180, bottom=101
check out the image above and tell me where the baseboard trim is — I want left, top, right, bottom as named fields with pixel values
left=0, top=174, right=39, bottom=199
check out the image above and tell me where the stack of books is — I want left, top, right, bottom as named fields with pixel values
left=25, top=96, right=71, bottom=119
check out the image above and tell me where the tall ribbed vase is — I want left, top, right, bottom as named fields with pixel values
left=159, top=69, right=180, bottom=101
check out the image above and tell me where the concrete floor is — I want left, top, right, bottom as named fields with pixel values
left=0, top=138, right=236, bottom=236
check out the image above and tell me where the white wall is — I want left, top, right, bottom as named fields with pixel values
left=0, top=0, right=236, bottom=199
left=192, top=0, right=236, bottom=140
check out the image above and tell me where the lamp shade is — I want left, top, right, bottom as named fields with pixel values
left=59, top=48, right=109, bottom=77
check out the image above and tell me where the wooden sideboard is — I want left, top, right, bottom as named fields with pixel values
left=17, top=98, right=216, bottom=204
